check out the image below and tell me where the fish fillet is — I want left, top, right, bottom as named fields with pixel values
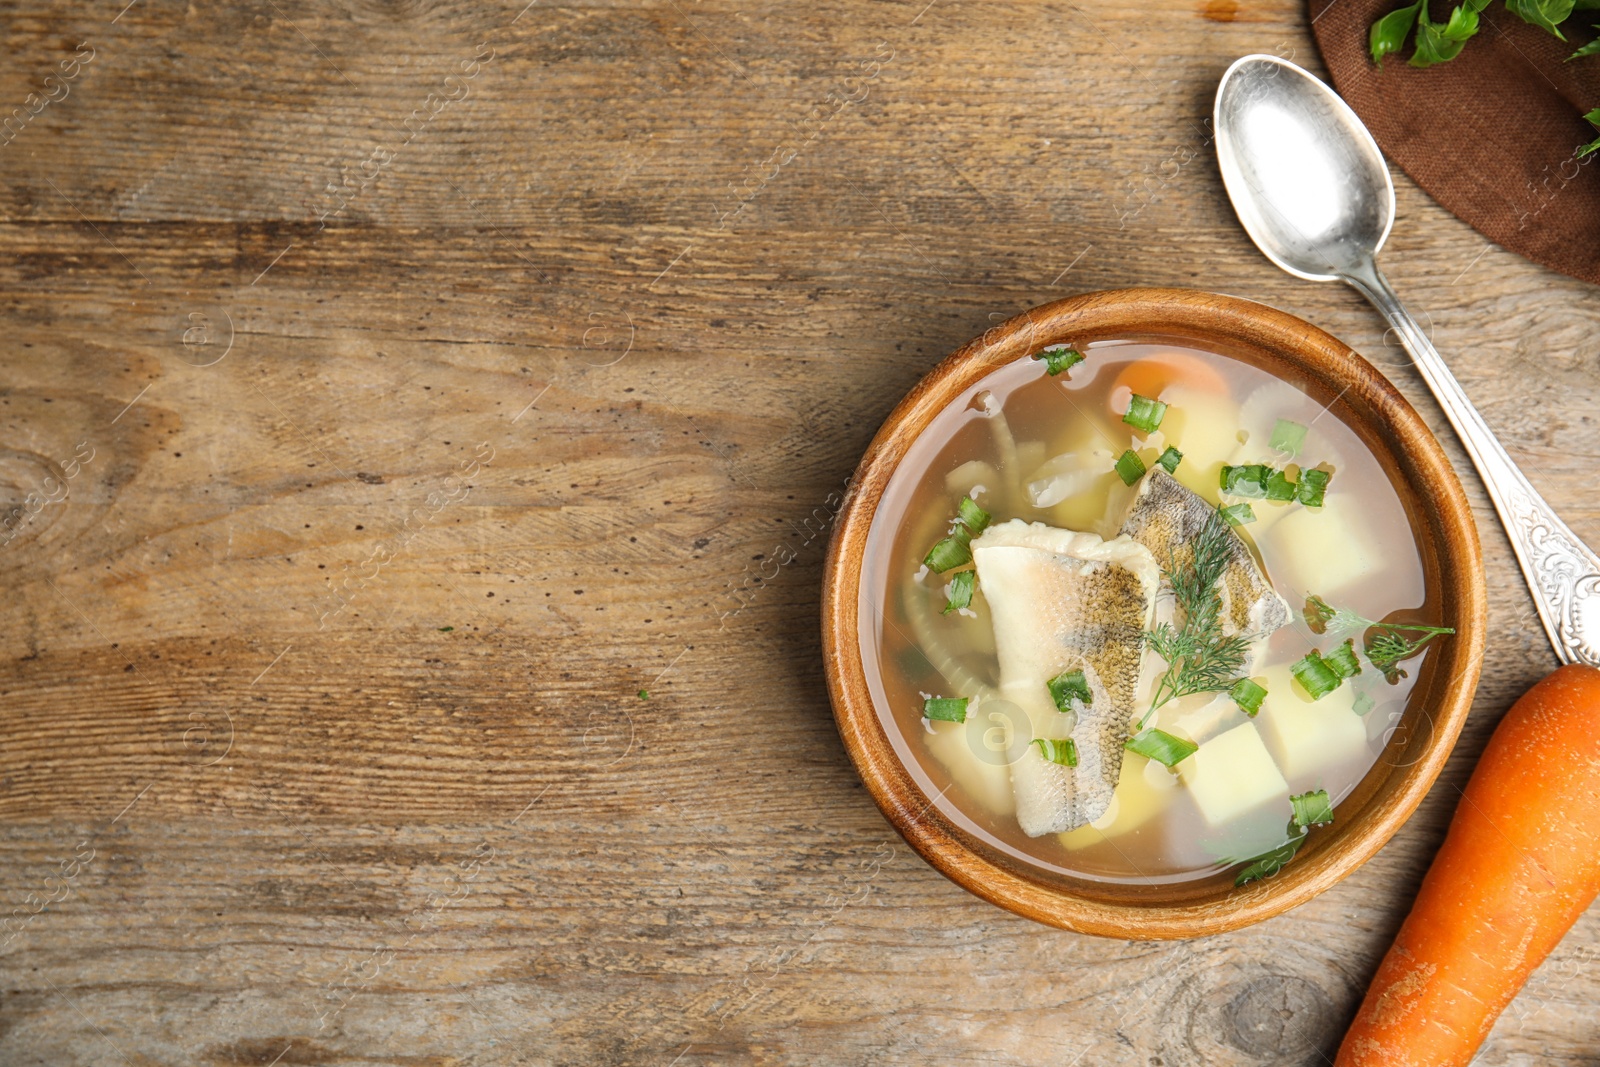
left=971, top=520, right=1159, bottom=835
left=1119, top=468, right=1291, bottom=639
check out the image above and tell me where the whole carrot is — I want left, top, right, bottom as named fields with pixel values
left=1337, top=663, right=1600, bottom=1066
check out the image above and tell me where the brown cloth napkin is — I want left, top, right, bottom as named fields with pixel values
left=1309, top=0, right=1600, bottom=285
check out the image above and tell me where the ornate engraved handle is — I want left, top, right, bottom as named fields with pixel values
left=1345, top=259, right=1600, bottom=667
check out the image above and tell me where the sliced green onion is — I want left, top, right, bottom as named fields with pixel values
left=1239, top=791, right=1338, bottom=885
left=1114, top=449, right=1147, bottom=486
left=1032, top=737, right=1079, bottom=766
left=1220, top=463, right=1271, bottom=499
left=1033, top=345, right=1084, bottom=376
left=1352, top=691, right=1374, bottom=716
left=942, top=570, right=975, bottom=615
left=1270, top=419, right=1308, bottom=457
left=1291, top=651, right=1341, bottom=701
left=1291, top=788, right=1334, bottom=828
left=923, top=535, right=972, bottom=573
left=1231, top=677, right=1267, bottom=717
left=1264, top=469, right=1298, bottom=502
left=1124, top=728, right=1198, bottom=768
left=956, top=495, right=991, bottom=533
left=923, top=696, right=968, bottom=722
left=1235, top=819, right=1307, bottom=886
left=1047, top=668, right=1092, bottom=712
left=1156, top=446, right=1183, bottom=474
left=1122, top=393, right=1168, bottom=434
left=1220, top=502, right=1256, bottom=526
left=1323, top=638, right=1362, bottom=679
left=1297, top=468, right=1331, bottom=507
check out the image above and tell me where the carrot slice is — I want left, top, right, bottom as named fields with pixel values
left=1336, top=664, right=1600, bottom=1067
left=1107, top=352, right=1228, bottom=420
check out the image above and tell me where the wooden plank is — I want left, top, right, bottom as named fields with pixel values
left=2, top=0, right=1597, bottom=1062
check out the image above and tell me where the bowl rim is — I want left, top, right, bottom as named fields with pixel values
left=820, top=286, right=1486, bottom=938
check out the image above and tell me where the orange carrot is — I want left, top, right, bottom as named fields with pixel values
left=1110, top=351, right=1229, bottom=398
left=1337, top=663, right=1600, bottom=1067
left=1107, top=352, right=1228, bottom=420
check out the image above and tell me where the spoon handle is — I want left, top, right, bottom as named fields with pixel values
left=1343, top=260, right=1600, bottom=667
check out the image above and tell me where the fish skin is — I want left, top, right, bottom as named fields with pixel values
left=1004, top=668, right=1118, bottom=838
left=1119, top=468, right=1291, bottom=640
left=972, top=521, right=1158, bottom=835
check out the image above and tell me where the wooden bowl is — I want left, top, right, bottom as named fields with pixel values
left=821, top=287, right=1486, bottom=939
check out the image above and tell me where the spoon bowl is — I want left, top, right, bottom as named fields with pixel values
left=1214, top=54, right=1394, bottom=282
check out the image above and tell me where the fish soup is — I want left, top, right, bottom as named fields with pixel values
left=858, top=340, right=1452, bottom=885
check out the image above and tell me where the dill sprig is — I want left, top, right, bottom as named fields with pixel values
left=1141, top=509, right=1250, bottom=727
left=1365, top=629, right=1453, bottom=682
left=1302, top=594, right=1455, bottom=683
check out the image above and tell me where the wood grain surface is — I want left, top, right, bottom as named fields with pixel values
left=0, top=0, right=1595, bottom=1063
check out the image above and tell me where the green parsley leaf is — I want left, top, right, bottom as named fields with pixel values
left=1506, top=0, right=1576, bottom=37
left=1370, top=0, right=1425, bottom=62
left=1411, top=2, right=1478, bottom=64
left=1581, top=107, right=1600, bottom=157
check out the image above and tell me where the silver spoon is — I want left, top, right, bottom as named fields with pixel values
left=1214, top=53, right=1600, bottom=667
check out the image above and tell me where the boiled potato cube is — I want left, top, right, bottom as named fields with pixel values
left=1160, top=385, right=1241, bottom=505
left=1177, top=722, right=1289, bottom=826
left=1264, top=494, right=1381, bottom=599
left=1255, top=662, right=1368, bottom=782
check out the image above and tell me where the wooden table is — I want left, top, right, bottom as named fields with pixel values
left=2, top=0, right=1595, bottom=1062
